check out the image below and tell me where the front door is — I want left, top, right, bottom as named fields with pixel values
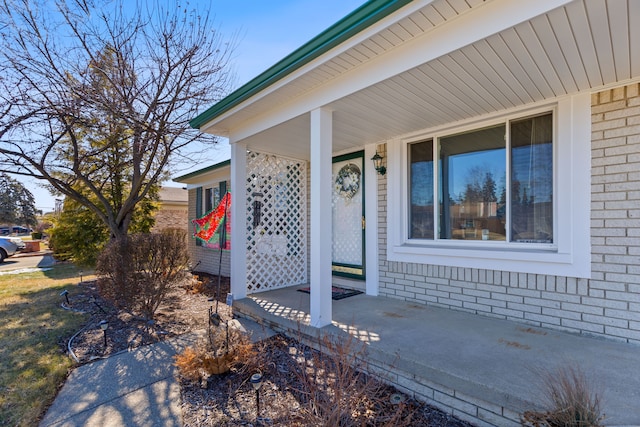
left=332, top=151, right=365, bottom=279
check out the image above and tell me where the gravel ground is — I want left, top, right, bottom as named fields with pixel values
left=63, top=273, right=475, bottom=426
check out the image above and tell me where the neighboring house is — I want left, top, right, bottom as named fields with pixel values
left=152, top=187, right=189, bottom=232
left=190, top=0, right=640, bottom=343
left=174, top=160, right=231, bottom=277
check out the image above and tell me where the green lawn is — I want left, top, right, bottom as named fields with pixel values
left=0, top=263, right=91, bottom=427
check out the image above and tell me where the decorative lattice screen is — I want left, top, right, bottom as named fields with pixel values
left=246, top=151, right=307, bottom=293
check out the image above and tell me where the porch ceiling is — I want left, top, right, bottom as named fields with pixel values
left=211, top=0, right=639, bottom=160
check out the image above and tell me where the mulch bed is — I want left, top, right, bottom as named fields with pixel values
left=61, top=272, right=475, bottom=426
left=180, top=333, right=476, bottom=427
left=64, top=272, right=230, bottom=363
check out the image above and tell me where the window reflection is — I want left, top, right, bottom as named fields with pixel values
left=511, top=113, right=553, bottom=243
left=407, top=111, right=553, bottom=244
left=409, top=140, right=434, bottom=239
left=439, top=124, right=506, bottom=241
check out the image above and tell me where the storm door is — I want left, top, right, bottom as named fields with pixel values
left=332, top=151, right=365, bottom=279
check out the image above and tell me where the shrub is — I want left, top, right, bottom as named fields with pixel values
left=522, top=364, right=605, bottom=427
left=183, top=275, right=209, bottom=294
left=175, top=324, right=255, bottom=381
left=95, top=228, right=191, bottom=319
left=284, top=332, right=407, bottom=426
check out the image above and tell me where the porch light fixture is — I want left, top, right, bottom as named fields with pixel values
left=371, top=151, right=386, bottom=176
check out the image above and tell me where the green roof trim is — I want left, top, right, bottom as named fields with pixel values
left=190, top=0, right=412, bottom=130
left=173, top=159, right=231, bottom=182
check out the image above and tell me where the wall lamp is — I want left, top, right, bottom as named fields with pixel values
left=371, top=151, right=386, bottom=176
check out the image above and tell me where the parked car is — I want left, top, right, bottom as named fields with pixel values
left=0, top=237, right=18, bottom=262
left=12, top=226, right=30, bottom=234
left=0, top=227, right=9, bottom=235
left=3, top=236, right=25, bottom=251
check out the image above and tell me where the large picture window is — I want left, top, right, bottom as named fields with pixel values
left=409, top=112, right=553, bottom=245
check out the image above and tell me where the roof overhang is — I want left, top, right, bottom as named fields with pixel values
left=173, top=159, right=231, bottom=185
left=192, top=0, right=640, bottom=160
left=190, top=0, right=413, bottom=130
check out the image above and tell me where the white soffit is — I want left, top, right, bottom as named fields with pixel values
left=219, top=0, right=638, bottom=160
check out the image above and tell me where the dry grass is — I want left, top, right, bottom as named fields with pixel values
left=288, top=332, right=409, bottom=426
left=522, top=364, right=605, bottom=427
left=0, top=263, right=93, bottom=427
left=175, top=324, right=256, bottom=381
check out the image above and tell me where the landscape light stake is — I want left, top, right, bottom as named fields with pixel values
left=91, top=296, right=107, bottom=314
left=207, top=298, right=217, bottom=348
left=208, top=297, right=219, bottom=327
left=225, top=320, right=230, bottom=352
left=60, top=289, right=70, bottom=305
left=250, top=373, right=263, bottom=424
left=99, top=320, right=109, bottom=348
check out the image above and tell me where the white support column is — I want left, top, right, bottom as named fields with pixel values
left=310, top=108, right=333, bottom=327
left=230, top=141, right=248, bottom=299
left=364, top=144, right=379, bottom=296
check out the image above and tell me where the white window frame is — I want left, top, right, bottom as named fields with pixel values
left=387, top=93, right=591, bottom=278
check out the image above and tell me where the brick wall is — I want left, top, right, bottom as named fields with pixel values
left=187, top=185, right=231, bottom=277
left=152, top=207, right=188, bottom=233
left=377, top=82, right=640, bottom=344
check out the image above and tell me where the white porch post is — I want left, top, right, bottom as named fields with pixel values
left=310, top=108, right=333, bottom=327
left=230, top=141, right=248, bottom=300
left=364, top=144, right=379, bottom=296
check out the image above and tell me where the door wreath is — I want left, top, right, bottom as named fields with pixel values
left=335, top=163, right=361, bottom=199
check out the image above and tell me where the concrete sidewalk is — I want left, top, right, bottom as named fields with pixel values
left=39, top=335, right=193, bottom=427
left=40, top=320, right=275, bottom=427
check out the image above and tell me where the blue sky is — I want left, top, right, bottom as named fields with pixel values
left=213, top=0, right=368, bottom=86
left=27, top=0, right=368, bottom=211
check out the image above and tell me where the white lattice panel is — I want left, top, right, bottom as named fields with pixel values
left=246, top=152, right=307, bottom=293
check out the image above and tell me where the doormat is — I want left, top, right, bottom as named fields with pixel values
left=297, top=286, right=363, bottom=300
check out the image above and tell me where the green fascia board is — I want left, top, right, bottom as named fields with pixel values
left=173, top=159, right=231, bottom=182
left=190, top=0, right=412, bottom=130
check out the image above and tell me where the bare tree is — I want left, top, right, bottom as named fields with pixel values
left=0, top=0, right=234, bottom=238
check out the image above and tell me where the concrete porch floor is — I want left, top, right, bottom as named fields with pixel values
left=233, top=285, right=640, bottom=427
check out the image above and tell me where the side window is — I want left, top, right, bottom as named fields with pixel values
left=409, top=139, right=434, bottom=239
left=510, top=113, right=553, bottom=243
left=219, top=180, right=227, bottom=197
left=205, top=188, right=213, bottom=212
left=195, top=186, right=203, bottom=247
left=205, top=186, right=221, bottom=213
